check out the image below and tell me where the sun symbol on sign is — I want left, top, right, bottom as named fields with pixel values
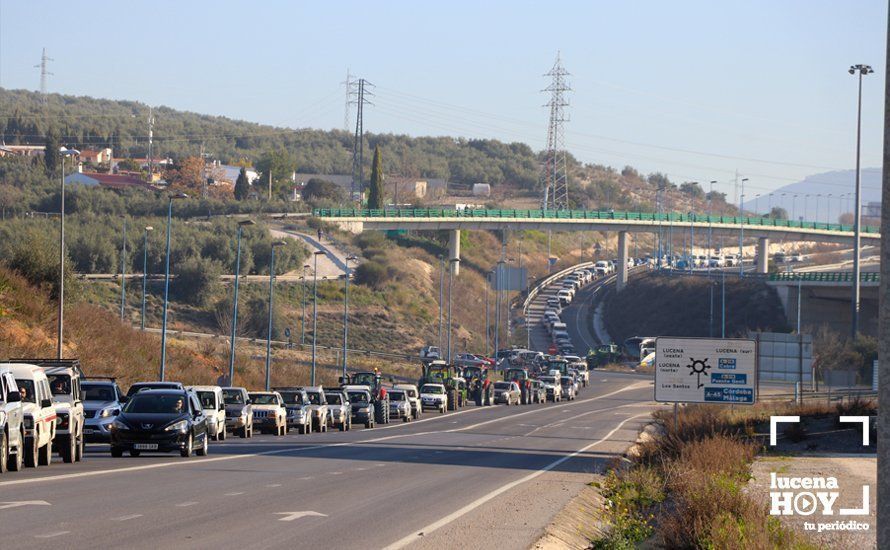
left=687, top=358, right=711, bottom=388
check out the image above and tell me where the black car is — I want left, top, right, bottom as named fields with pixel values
left=109, top=390, right=210, bottom=458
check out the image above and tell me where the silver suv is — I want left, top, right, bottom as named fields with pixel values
left=323, top=389, right=351, bottom=431
left=81, top=378, right=124, bottom=443
left=222, top=387, right=253, bottom=438
left=303, top=386, right=329, bottom=432
left=275, top=387, right=312, bottom=434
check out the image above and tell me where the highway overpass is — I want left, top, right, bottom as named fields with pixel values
left=313, top=208, right=881, bottom=288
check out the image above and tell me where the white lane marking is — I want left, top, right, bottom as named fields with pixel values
left=354, top=467, right=368, bottom=471
left=266, top=483, right=282, bottom=488
left=2, top=383, right=649, bottom=488
left=383, top=413, right=647, bottom=550
left=112, top=514, right=143, bottom=521
left=330, top=471, right=343, bottom=475
left=35, top=531, right=70, bottom=539
left=276, top=511, right=327, bottom=522
left=225, top=492, right=244, bottom=496
left=298, top=476, right=314, bottom=481
left=0, top=500, right=51, bottom=510
left=176, top=501, right=198, bottom=507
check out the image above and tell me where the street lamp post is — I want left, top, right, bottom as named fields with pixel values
left=141, top=226, right=153, bottom=330
left=227, top=219, right=255, bottom=385
left=438, top=256, right=445, bottom=351
left=849, top=63, right=872, bottom=338
left=446, top=259, right=456, bottom=364
left=342, top=254, right=357, bottom=379
left=300, top=264, right=309, bottom=345
left=485, top=271, right=491, bottom=356
left=159, top=192, right=188, bottom=380
left=56, top=147, right=79, bottom=359
left=739, top=178, right=748, bottom=276
left=311, top=250, right=324, bottom=385
left=120, top=219, right=127, bottom=321
left=265, top=240, right=286, bottom=391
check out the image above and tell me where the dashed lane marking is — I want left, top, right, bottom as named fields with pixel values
left=176, top=502, right=198, bottom=507
left=112, top=514, right=143, bottom=521
left=35, top=532, right=70, bottom=539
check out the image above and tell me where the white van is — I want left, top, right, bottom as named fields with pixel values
left=557, top=289, right=573, bottom=305
left=188, top=386, right=226, bottom=441
left=6, top=363, right=56, bottom=467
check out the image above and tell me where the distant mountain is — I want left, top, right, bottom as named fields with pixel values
left=741, top=168, right=881, bottom=223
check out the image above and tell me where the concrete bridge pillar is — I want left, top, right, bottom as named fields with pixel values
left=617, top=231, right=628, bottom=292
left=449, top=229, right=461, bottom=276
left=757, top=237, right=770, bottom=274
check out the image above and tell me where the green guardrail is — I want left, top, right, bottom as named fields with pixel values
left=311, top=208, right=880, bottom=234
left=768, top=272, right=880, bottom=283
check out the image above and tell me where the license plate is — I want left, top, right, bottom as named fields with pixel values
left=82, top=429, right=95, bottom=435
left=133, top=443, right=158, bottom=450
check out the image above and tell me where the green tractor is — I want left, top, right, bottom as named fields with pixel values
left=545, top=357, right=570, bottom=376
left=503, top=367, right=533, bottom=405
left=586, top=343, right=622, bottom=369
left=419, top=360, right=468, bottom=411
left=461, top=365, right=494, bottom=406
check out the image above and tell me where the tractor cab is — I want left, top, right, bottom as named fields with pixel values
left=418, top=361, right=467, bottom=410
left=462, top=365, right=493, bottom=406
left=546, top=358, right=570, bottom=376
left=504, top=367, right=533, bottom=404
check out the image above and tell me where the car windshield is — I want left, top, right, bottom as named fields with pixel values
left=306, top=392, right=324, bottom=405
left=561, top=378, right=573, bottom=386
left=15, top=379, right=36, bottom=403
left=351, top=373, right=376, bottom=386
left=124, top=394, right=187, bottom=414
left=82, top=384, right=115, bottom=402
left=280, top=392, right=304, bottom=405
left=389, top=391, right=406, bottom=401
left=494, top=382, right=511, bottom=390
left=47, top=374, right=71, bottom=396
left=324, top=393, right=343, bottom=405
left=222, top=389, right=244, bottom=404
left=196, top=391, right=216, bottom=410
left=128, top=383, right=178, bottom=397
left=422, top=385, right=444, bottom=394
left=348, top=392, right=369, bottom=404
left=250, top=394, right=278, bottom=405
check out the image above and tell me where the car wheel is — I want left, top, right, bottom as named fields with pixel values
left=402, top=415, right=409, bottom=423
left=180, top=434, right=193, bottom=458
left=110, top=446, right=124, bottom=458
left=298, top=425, right=305, bottom=434
left=238, top=426, right=247, bottom=439
left=219, top=427, right=226, bottom=441
left=38, top=440, right=52, bottom=466
left=365, top=420, right=372, bottom=429
left=60, top=434, right=75, bottom=464
left=129, top=450, right=141, bottom=457
left=0, top=431, right=8, bottom=474
left=9, top=431, right=24, bottom=472
left=75, top=432, right=84, bottom=462
left=339, top=421, right=346, bottom=431
left=197, top=434, right=209, bottom=456
left=24, top=436, right=37, bottom=468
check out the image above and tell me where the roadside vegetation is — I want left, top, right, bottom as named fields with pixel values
left=591, top=399, right=877, bottom=549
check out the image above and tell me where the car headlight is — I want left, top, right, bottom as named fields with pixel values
left=110, top=419, right=129, bottom=431
left=164, top=420, right=189, bottom=432
left=99, top=406, right=121, bottom=418
left=358, top=407, right=370, bottom=413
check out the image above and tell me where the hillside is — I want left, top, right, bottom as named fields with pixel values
left=0, top=87, right=740, bottom=214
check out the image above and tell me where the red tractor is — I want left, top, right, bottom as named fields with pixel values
left=504, top=367, right=533, bottom=405
left=462, top=365, right=494, bottom=406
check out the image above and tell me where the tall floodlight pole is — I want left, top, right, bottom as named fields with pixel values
left=849, top=63, right=872, bottom=339
left=342, top=255, right=357, bottom=379
left=311, top=251, right=324, bottom=385
left=141, top=226, right=153, bottom=330
left=485, top=271, right=491, bottom=356
left=56, top=147, right=79, bottom=359
left=159, top=192, right=188, bottom=380
left=876, top=8, right=889, bottom=544
left=227, top=219, right=255, bottom=385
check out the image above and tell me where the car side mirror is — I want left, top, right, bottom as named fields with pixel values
left=120, top=395, right=129, bottom=404
left=41, top=398, right=53, bottom=408
left=245, top=399, right=252, bottom=405
left=218, top=403, right=225, bottom=411
left=7, top=390, right=21, bottom=403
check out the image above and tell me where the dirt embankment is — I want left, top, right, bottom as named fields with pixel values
left=604, top=272, right=790, bottom=342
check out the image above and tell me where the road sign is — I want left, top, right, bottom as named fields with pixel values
left=654, top=337, right=757, bottom=404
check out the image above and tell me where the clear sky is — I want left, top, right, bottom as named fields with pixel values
left=0, top=0, right=886, bottom=200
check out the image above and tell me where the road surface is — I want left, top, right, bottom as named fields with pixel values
left=0, top=371, right=654, bottom=549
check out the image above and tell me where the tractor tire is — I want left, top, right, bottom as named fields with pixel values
left=446, top=389, right=457, bottom=411
left=474, top=388, right=483, bottom=406
left=520, top=386, right=529, bottom=405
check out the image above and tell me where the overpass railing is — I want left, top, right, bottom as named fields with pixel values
left=769, top=272, right=881, bottom=283
left=313, top=208, right=879, bottom=234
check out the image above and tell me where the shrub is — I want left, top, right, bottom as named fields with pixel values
left=353, top=260, right=388, bottom=289
left=172, top=256, right=221, bottom=306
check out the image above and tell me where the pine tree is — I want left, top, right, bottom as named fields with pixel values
left=44, top=130, right=60, bottom=174
left=234, top=166, right=251, bottom=200
left=368, top=145, right=384, bottom=209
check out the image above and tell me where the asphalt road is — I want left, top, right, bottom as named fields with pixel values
left=0, top=371, right=655, bottom=550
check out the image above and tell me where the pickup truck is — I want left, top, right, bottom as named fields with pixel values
left=37, top=360, right=86, bottom=463
left=0, top=366, right=25, bottom=472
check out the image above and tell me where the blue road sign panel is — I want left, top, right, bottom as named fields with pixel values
left=703, top=387, right=754, bottom=403
left=710, top=373, right=747, bottom=385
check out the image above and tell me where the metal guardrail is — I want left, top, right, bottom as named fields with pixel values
left=522, top=261, right=596, bottom=315
left=768, top=272, right=880, bottom=283
left=759, top=388, right=878, bottom=404
left=312, top=208, right=880, bottom=234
